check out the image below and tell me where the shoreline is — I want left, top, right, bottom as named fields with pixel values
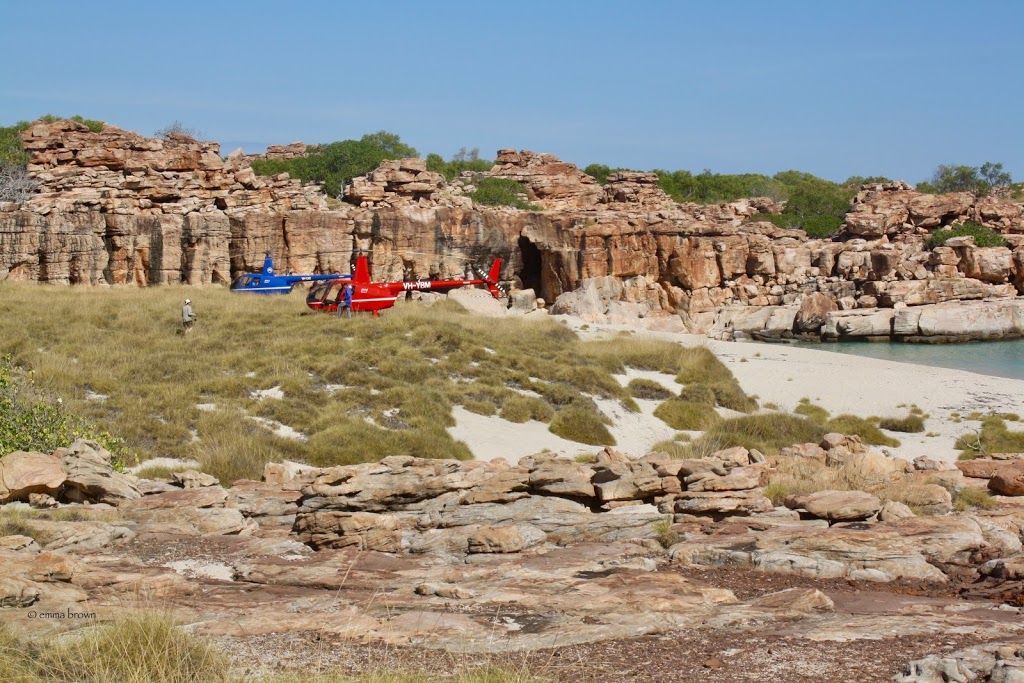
left=448, top=312, right=1024, bottom=464
left=566, top=316, right=1024, bottom=463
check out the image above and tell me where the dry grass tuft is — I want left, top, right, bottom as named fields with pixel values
left=0, top=617, right=552, bottom=683
left=765, top=450, right=924, bottom=509
left=548, top=406, right=616, bottom=446
left=653, top=400, right=721, bottom=431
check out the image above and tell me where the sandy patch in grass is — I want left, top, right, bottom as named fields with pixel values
left=448, top=406, right=595, bottom=461
left=250, top=385, right=284, bottom=400
left=247, top=416, right=307, bottom=441
left=612, top=368, right=682, bottom=394
left=593, top=397, right=677, bottom=456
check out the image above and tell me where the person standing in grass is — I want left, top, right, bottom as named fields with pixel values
left=182, top=298, right=196, bottom=333
left=341, top=283, right=354, bottom=319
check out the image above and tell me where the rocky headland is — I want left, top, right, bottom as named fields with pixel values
left=3, top=120, right=1024, bottom=343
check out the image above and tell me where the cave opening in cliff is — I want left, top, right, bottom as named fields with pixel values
left=517, top=236, right=542, bottom=295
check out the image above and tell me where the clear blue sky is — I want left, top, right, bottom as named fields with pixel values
left=2, top=0, right=1021, bottom=184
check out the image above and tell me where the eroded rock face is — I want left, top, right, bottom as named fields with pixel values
left=5, top=123, right=1024, bottom=341
left=58, top=440, right=140, bottom=504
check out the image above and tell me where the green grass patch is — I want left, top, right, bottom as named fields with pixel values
left=953, top=486, right=999, bottom=511
left=548, top=407, right=615, bottom=446
left=653, top=400, right=721, bottom=431
left=794, top=398, right=829, bottom=423
left=926, top=221, right=1008, bottom=249
left=626, top=378, right=673, bottom=401
left=685, top=412, right=826, bottom=456
left=877, top=414, right=925, bottom=433
left=957, top=416, right=1024, bottom=457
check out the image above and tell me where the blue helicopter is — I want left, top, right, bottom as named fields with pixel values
left=229, top=253, right=350, bottom=294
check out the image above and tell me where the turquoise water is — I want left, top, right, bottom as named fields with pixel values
left=795, top=339, right=1024, bottom=381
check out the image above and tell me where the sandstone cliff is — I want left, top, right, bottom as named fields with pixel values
left=3, top=120, right=1024, bottom=341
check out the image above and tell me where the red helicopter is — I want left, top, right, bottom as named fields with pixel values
left=306, top=254, right=502, bottom=315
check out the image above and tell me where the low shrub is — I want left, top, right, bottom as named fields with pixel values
left=953, top=486, right=999, bottom=511
left=652, top=518, right=680, bottom=548
left=462, top=399, right=497, bottom=416
left=926, top=222, right=1008, bottom=249
left=708, top=379, right=757, bottom=412
left=627, top=378, right=673, bottom=401
left=687, top=413, right=825, bottom=456
left=877, top=414, right=925, bottom=433
left=548, top=407, right=616, bottom=446
left=825, top=414, right=901, bottom=447
left=0, top=355, right=128, bottom=466
left=580, top=337, right=692, bottom=374
left=500, top=396, right=554, bottom=423
left=957, top=416, right=1024, bottom=458
left=649, top=439, right=690, bottom=459
left=653, top=399, right=721, bottom=431
left=794, top=398, right=829, bottom=423
left=678, top=384, right=715, bottom=404
left=674, top=348, right=734, bottom=385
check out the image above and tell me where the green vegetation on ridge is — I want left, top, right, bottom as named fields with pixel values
left=925, top=221, right=1008, bottom=249
left=250, top=131, right=417, bottom=198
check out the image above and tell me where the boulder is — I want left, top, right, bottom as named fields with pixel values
left=0, top=451, right=66, bottom=502
left=990, top=462, right=1024, bottom=496
left=528, top=460, right=596, bottom=499
left=508, top=288, right=538, bottom=313
left=892, top=484, right=953, bottom=515
left=958, top=459, right=1013, bottom=479
left=59, top=440, right=140, bottom=504
left=447, top=287, right=507, bottom=317
left=673, top=490, right=773, bottom=516
left=878, top=501, right=915, bottom=522
left=171, top=470, right=219, bottom=489
left=784, top=490, right=882, bottom=521
left=794, top=292, right=838, bottom=333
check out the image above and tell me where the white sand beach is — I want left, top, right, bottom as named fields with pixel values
left=450, top=315, right=1024, bottom=464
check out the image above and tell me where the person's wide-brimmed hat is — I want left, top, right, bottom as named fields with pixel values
left=185, top=299, right=191, bottom=304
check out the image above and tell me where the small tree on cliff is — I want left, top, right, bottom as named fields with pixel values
left=918, top=162, right=1012, bottom=195
left=0, top=162, right=37, bottom=203
left=426, top=147, right=493, bottom=181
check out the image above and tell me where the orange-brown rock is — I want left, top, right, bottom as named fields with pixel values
left=5, top=122, right=1024, bottom=341
left=990, top=462, right=1024, bottom=496
left=489, top=149, right=603, bottom=209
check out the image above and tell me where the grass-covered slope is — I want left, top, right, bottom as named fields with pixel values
left=0, top=283, right=734, bottom=482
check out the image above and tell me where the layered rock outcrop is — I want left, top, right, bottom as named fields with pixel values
left=3, top=121, right=1024, bottom=342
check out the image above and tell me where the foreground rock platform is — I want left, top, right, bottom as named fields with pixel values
left=2, top=441, right=1024, bottom=681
